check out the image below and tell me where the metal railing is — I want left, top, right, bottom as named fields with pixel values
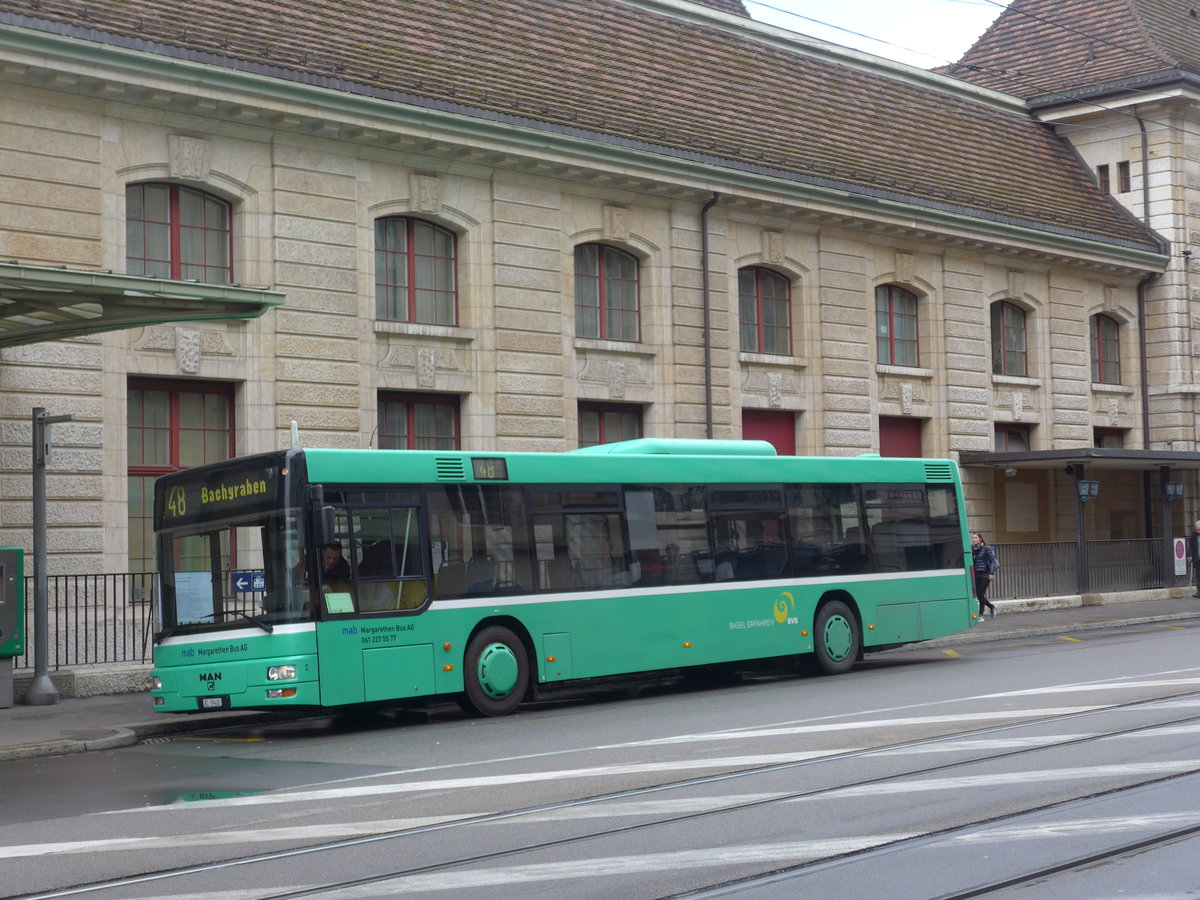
left=991, top=538, right=1188, bottom=599
left=11, top=542, right=1192, bottom=671
left=13, top=573, right=157, bottom=672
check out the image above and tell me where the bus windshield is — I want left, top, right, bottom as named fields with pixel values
left=154, top=452, right=313, bottom=635
left=158, top=510, right=314, bottom=634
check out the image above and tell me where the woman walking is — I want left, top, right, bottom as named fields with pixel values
left=971, top=532, right=999, bottom=619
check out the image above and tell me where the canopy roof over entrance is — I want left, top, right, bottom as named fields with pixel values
left=958, top=448, right=1200, bottom=472
left=0, top=262, right=282, bottom=348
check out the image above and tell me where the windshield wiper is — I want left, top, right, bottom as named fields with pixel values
left=234, top=611, right=274, bottom=634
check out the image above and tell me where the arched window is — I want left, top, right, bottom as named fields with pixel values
left=126, top=183, right=232, bottom=283
left=990, top=300, right=1027, bottom=376
left=738, top=266, right=791, bottom=355
left=1090, top=314, right=1120, bottom=384
left=375, top=217, right=458, bottom=325
left=575, top=244, right=640, bottom=341
left=875, top=285, right=918, bottom=366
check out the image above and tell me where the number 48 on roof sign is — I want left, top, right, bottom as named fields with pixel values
left=232, top=571, right=266, bottom=593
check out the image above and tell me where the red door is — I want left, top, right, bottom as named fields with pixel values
left=742, top=410, right=796, bottom=455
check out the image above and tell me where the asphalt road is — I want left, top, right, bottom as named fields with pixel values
left=3, top=618, right=1200, bottom=899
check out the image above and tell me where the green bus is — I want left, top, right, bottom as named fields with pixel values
left=150, top=439, right=976, bottom=716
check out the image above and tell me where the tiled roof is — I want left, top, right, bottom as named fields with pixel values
left=945, top=0, right=1200, bottom=99
left=0, top=0, right=1163, bottom=254
left=689, top=0, right=748, bottom=15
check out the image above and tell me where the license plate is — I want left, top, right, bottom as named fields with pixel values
left=200, top=696, right=228, bottom=710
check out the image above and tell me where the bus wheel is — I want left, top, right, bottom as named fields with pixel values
left=813, top=601, right=859, bottom=675
left=458, top=626, right=530, bottom=717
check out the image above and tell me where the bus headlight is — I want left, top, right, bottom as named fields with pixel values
left=267, top=688, right=298, bottom=699
left=267, top=665, right=297, bottom=681
left=152, top=676, right=163, bottom=690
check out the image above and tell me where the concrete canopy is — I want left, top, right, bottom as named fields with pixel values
left=0, top=262, right=282, bottom=348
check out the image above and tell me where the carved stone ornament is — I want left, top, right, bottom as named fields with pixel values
left=176, top=327, right=201, bottom=374
left=1013, top=391, right=1024, bottom=421
left=168, top=135, right=211, bottom=181
left=417, top=348, right=437, bottom=388
left=901, top=383, right=913, bottom=415
left=608, top=361, right=626, bottom=399
left=894, top=252, right=914, bottom=286
left=411, top=173, right=443, bottom=214
left=763, top=231, right=785, bottom=266
left=602, top=205, right=631, bottom=242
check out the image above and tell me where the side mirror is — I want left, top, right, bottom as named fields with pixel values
left=313, top=505, right=337, bottom=547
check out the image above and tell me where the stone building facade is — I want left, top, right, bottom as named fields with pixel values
left=0, top=0, right=1182, bottom=594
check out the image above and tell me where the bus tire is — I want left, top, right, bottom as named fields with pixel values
left=458, top=626, right=530, bottom=717
left=812, top=600, right=860, bottom=675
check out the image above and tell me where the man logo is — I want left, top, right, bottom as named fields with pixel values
left=199, top=672, right=222, bottom=682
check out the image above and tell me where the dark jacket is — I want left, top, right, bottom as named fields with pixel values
left=972, top=543, right=999, bottom=575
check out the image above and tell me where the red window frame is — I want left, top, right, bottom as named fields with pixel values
left=1090, top=314, right=1121, bottom=384
left=127, top=379, right=235, bottom=572
left=378, top=393, right=460, bottom=450
left=126, top=183, right=233, bottom=283
left=738, top=267, right=792, bottom=355
left=375, top=217, right=459, bottom=325
left=995, top=423, right=1031, bottom=452
left=875, top=285, right=919, bottom=366
left=1097, top=164, right=1110, bottom=193
left=578, top=402, right=642, bottom=447
left=991, top=301, right=1028, bottom=376
left=575, top=244, right=641, bottom=342
left=1117, top=161, right=1132, bottom=193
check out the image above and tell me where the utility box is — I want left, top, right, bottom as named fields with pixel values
left=0, top=547, right=23, bottom=708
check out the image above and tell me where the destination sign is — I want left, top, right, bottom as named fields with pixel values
left=471, top=457, right=509, bottom=481
left=155, top=458, right=288, bottom=529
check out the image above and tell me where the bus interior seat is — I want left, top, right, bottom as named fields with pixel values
left=465, top=558, right=496, bottom=594
left=436, top=561, right=469, bottom=598
left=357, top=541, right=394, bottom=578
left=545, top=556, right=577, bottom=590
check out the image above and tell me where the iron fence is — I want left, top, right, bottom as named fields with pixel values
left=991, top=538, right=1188, bottom=599
left=11, top=542, right=1192, bottom=671
left=13, top=573, right=157, bottom=672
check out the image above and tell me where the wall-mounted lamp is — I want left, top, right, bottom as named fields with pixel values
left=1003, top=466, right=1018, bottom=477
left=1166, top=481, right=1185, bottom=502
left=1075, top=480, right=1100, bottom=503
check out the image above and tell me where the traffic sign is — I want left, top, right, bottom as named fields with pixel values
left=232, top=571, right=266, bottom=593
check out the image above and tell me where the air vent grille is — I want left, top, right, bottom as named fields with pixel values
left=435, top=458, right=466, bottom=480
left=923, top=462, right=955, bottom=482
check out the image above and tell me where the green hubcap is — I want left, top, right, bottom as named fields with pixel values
left=822, top=615, right=853, bottom=662
left=476, top=642, right=519, bottom=699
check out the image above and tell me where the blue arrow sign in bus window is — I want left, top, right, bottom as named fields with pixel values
left=232, top=571, right=266, bottom=593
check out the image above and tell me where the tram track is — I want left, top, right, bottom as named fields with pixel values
left=667, top=770, right=1200, bottom=898
left=16, top=687, right=1200, bottom=900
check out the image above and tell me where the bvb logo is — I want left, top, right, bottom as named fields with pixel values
left=773, top=591, right=795, bottom=624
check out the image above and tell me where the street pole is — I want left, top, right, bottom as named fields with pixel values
left=24, top=407, right=74, bottom=706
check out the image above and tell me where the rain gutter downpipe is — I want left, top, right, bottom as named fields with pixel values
left=1135, top=108, right=1158, bottom=450
left=700, top=192, right=719, bottom=439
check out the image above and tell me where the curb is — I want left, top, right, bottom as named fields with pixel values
left=0, top=728, right=137, bottom=762
left=0, top=710, right=306, bottom=762
left=916, top=611, right=1200, bottom=648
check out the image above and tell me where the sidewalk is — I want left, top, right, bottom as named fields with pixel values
left=1, top=592, right=1198, bottom=761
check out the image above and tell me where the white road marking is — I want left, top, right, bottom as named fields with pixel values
left=10, top=761, right=1200, bottom=861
